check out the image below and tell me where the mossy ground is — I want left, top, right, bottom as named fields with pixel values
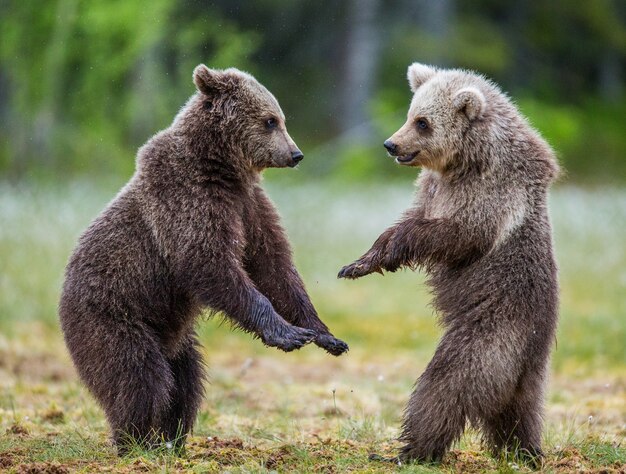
left=1, top=180, right=624, bottom=473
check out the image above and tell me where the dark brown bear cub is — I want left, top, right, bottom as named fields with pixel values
left=59, top=65, right=348, bottom=454
left=339, top=63, right=559, bottom=464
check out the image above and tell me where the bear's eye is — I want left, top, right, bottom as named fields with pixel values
left=265, top=117, right=278, bottom=130
left=203, top=100, right=213, bottom=111
left=416, top=119, right=429, bottom=130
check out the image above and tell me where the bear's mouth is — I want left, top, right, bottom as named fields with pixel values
left=396, top=151, right=419, bottom=164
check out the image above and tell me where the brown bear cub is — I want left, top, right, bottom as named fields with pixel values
left=59, top=65, right=348, bottom=454
left=339, top=63, right=559, bottom=463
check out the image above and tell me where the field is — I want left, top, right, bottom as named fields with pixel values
left=0, top=178, right=625, bottom=473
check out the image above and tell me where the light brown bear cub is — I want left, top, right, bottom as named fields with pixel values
left=339, top=63, right=559, bottom=463
left=60, top=65, right=348, bottom=454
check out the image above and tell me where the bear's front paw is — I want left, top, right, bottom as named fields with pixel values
left=337, top=258, right=381, bottom=279
left=262, top=325, right=316, bottom=352
left=314, top=333, right=349, bottom=356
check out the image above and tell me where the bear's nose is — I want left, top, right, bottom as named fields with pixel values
left=291, top=150, right=304, bottom=164
left=383, top=140, right=397, bottom=154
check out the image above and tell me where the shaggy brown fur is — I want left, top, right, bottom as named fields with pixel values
left=339, top=63, right=559, bottom=464
left=59, top=65, right=348, bottom=454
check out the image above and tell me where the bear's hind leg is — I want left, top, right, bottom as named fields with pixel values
left=66, top=318, right=175, bottom=455
left=399, top=372, right=467, bottom=462
left=107, top=331, right=175, bottom=454
left=161, top=333, right=205, bottom=449
left=481, top=368, right=546, bottom=462
left=398, top=323, right=524, bottom=463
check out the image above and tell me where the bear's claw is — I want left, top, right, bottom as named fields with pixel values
left=338, top=258, right=383, bottom=280
left=337, top=262, right=365, bottom=279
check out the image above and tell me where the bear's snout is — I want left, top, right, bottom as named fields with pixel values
left=290, top=150, right=304, bottom=166
left=383, top=140, right=397, bottom=155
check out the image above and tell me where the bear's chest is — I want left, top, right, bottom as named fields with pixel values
left=423, top=181, right=455, bottom=219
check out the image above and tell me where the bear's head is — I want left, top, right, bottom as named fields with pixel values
left=384, top=63, right=488, bottom=172
left=178, top=65, right=303, bottom=170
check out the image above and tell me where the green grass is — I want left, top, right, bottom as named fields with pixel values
left=0, top=178, right=625, bottom=472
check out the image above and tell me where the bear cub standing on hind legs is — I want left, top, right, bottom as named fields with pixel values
left=60, top=65, right=348, bottom=454
left=339, top=63, right=559, bottom=464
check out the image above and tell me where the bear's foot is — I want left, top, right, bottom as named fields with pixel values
left=337, top=258, right=382, bottom=280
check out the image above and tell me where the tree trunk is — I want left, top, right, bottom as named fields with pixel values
left=408, top=0, right=455, bottom=65
left=598, top=49, right=623, bottom=102
left=339, top=0, right=381, bottom=138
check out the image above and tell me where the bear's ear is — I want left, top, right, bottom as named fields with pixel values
left=407, top=63, right=437, bottom=92
left=453, top=86, right=486, bottom=121
left=193, top=64, right=235, bottom=96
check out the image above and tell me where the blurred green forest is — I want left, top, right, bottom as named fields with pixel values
left=1, top=0, right=625, bottom=183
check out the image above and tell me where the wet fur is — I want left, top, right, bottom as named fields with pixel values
left=339, top=63, right=559, bottom=463
left=59, top=66, right=347, bottom=454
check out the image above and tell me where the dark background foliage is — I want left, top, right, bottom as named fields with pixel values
left=1, top=0, right=625, bottom=182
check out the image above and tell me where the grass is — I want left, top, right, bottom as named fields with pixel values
left=0, top=177, right=625, bottom=472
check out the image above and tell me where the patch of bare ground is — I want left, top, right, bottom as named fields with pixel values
left=188, top=436, right=258, bottom=465
left=0, top=453, right=16, bottom=469
left=545, top=446, right=626, bottom=473
left=40, top=408, right=65, bottom=424
left=15, top=462, right=69, bottom=474
left=6, top=423, right=29, bottom=436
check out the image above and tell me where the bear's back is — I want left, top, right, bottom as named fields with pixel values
left=59, top=187, right=170, bottom=327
